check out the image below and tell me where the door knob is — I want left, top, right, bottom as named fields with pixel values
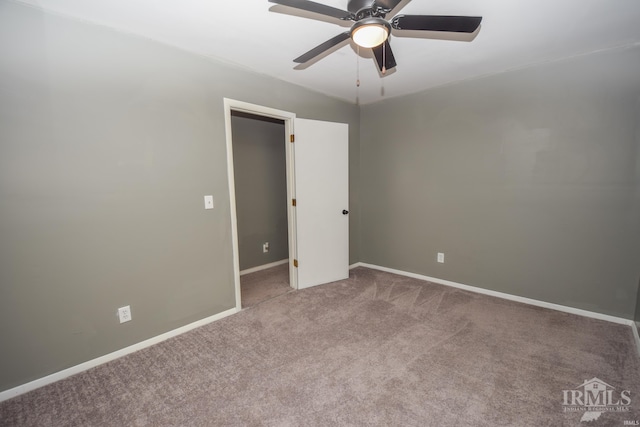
left=342, top=210, right=349, bottom=215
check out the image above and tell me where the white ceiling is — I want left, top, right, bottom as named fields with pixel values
left=15, top=0, right=640, bottom=104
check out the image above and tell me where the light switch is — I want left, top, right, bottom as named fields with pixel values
left=204, top=195, right=214, bottom=210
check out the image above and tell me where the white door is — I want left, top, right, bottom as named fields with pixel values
left=294, top=118, right=349, bottom=289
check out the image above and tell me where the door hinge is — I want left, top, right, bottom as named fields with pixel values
left=293, top=259, right=298, bottom=268
left=292, top=198, right=296, bottom=206
left=290, top=134, right=295, bottom=143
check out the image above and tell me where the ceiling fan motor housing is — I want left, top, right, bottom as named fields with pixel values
left=347, top=0, right=376, bottom=14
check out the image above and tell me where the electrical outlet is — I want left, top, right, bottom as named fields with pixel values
left=262, top=242, right=270, bottom=253
left=118, top=305, right=132, bottom=323
left=437, top=252, right=445, bottom=263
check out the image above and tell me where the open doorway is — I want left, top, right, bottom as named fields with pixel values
left=230, top=111, right=291, bottom=308
left=224, top=99, right=350, bottom=311
left=224, top=99, right=298, bottom=311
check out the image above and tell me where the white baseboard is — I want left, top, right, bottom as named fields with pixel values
left=632, top=322, right=640, bottom=358
left=240, top=259, right=288, bottom=276
left=356, top=263, right=634, bottom=327
left=0, top=307, right=238, bottom=403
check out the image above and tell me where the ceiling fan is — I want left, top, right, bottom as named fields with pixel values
left=268, top=0, right=482, bottom=74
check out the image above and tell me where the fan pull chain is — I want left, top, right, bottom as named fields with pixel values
left=382, top=42, right=386, bottom=75
left=356, top=45, right=360, bottom=87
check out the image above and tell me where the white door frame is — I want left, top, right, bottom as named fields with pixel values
left=223, top=98, right=297, bottom=311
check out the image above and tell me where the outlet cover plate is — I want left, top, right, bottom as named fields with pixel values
left=204, top=195, right=214, bottom=210
left=118, top=305, right=132, bottom=323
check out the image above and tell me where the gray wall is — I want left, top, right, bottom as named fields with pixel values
left=231, top=113, right=288, bottom=270
left=360, top=46, right=640, bottom=319
left=0, top=1, right=360, bottom=393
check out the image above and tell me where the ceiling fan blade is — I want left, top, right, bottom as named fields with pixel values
left=391, top=15, right=482, bottom=33
left=269, top=0, right=353, bottom=20
left=373, top=0, right=409, bottom=13
left=294, top=32, right=351, bottom=64
left=372, top=39, right=397, bottom=72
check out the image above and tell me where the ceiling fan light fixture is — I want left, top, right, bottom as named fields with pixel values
left=350, top=18, right=391, bottom=48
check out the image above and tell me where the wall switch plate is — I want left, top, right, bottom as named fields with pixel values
left=437, top=253, right=445, bottom=263
left=118, top=305, right=132, bottom=323
left=263, top=242, right=270, bottom=253
left=204, top=195, right=214, bottom=210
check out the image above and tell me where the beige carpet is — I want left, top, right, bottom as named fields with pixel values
left=241, top=263, right=291, bottom=308
left=1, top=267, right=638, bottom=426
